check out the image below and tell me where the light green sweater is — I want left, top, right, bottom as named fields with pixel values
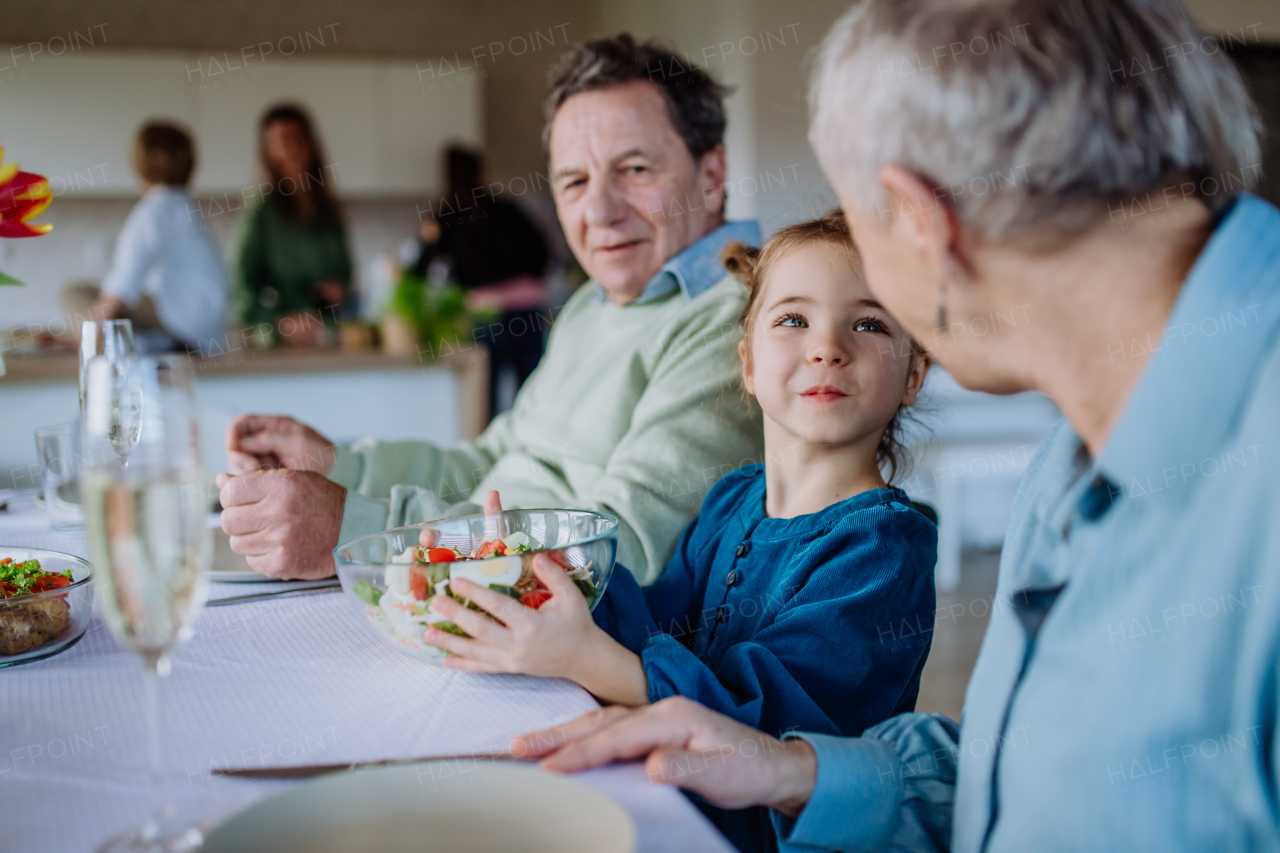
left=329, top=273, right=763, bottom=584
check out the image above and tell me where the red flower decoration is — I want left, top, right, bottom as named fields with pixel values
left=0, top=148, right=52, bottom=239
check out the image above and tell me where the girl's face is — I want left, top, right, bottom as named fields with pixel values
left=741, top=241, right=929, bottom=450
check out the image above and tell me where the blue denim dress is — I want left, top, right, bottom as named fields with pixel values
left=594, top=463, right=938, bottom=852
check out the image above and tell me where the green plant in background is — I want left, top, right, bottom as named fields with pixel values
left=388, top=270, right=494, bottom=357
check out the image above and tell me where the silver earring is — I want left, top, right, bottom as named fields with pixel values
left=935, top=287, right=948, bottom=331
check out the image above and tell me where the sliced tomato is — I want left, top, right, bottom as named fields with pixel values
left=409, top=566, right=431, bottom=600
left=521, top=589, right=553, bottom=610
left=475, top=540, right=507, bottom=558
left=426, top=548, right=457, bottom=563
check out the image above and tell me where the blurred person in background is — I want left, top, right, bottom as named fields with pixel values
left=61, top=121, right=228, bottom=353
left=413, top=144, right=550, bottom=417
left=235, top=103, right=352, bottom=346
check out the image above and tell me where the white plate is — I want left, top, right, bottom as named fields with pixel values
left=202, top=761, right=636, bottom=853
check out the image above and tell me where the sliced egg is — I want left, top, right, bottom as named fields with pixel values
left=449, top=555, right=523, bottom=587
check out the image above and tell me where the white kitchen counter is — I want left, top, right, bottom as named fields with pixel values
left=0, top=347, right=488, bottom=491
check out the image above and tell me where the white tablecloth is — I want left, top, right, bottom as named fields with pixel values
left=0, top=500, right=732, bottom=853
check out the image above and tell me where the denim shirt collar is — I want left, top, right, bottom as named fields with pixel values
left=1094, top=195, right=1280, bottom=497
left=590, top=220, right=762, bottom=305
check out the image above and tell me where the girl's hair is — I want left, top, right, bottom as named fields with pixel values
left=723, top=209, right=927, bottom=484
left=258, top=103, right=341, bottom=225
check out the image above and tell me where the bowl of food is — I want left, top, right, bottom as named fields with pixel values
left=334, top=509, right=618, bottom=665
left=0, top=547, right=94, bottom=667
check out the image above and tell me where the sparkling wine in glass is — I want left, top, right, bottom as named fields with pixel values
left=80, top=319, right=137, bottom=420
left=108, top=359, right=143, bottom=467
left=82, top=354, right=211, bottom=853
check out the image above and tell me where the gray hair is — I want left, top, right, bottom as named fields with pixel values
left=543, top=33, right=731, bottom=161
left=809, top=0, right=1263, bottom=247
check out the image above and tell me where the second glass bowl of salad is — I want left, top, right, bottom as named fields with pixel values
left=0, top=547, right=95, bottom=668
left=334, top=508, right=619, bottom=665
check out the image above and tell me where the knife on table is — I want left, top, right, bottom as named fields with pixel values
left=204, top=581, right=343, bottom=607
left=214, top=752, right=524, bottom=779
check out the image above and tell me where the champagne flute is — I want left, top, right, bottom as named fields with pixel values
left=80, top=319, right=137, bottom=419
left=108, top=357, right=143, bottom=468
left=82, top=354, right=211, bottom=853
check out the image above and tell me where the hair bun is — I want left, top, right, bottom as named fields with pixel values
left=721, top=242, right=761, bottom=279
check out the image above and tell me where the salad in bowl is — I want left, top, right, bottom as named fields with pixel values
left=334, top=508, right=618, bottom=665
left=0, top=547, right=95, bottom=667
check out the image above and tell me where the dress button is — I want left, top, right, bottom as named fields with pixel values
left=734, top=542, right=748, bottom=558
left=726, top=571, right=738, bottom=587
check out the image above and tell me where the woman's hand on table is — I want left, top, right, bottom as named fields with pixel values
left=225, top=414, right=337, bottom=475
left=216, top=469, right=345, bottom=579
left=512, top=697, right=818, bottom=818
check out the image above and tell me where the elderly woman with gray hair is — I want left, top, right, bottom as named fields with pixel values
left=512, top=0, right=1280, bottom=851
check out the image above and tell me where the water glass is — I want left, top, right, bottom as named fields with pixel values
left=34, top=423, right=84, bottom=531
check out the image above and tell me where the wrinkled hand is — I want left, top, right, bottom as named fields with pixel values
left=512, top=697, right=817, bottom=817
left=225, top=414, right=336, bottom=475
left=217, top=469, right=346, bottom=579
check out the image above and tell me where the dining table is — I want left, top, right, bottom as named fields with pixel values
left=0, top=494, right=734, bottom=852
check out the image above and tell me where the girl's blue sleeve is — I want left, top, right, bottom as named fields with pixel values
left=593, top=470, right=749, bottom=654
left=640, top=507, right=937, bottom=739
left=592, top=506, right=716, bottom=654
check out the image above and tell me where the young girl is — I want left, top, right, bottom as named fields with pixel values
left=425, top=210, right=936, bottom=848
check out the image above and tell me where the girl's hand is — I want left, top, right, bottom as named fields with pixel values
left=426, top=553, right=598, bottom=679
left=418, top=490, right=505, bottom=550
left=426, top=553, right=648, bottom=705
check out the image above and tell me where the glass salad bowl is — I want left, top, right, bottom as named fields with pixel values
left=0, top=547, right=95, bottom=667
left=333, top=508, right=619, bottom=665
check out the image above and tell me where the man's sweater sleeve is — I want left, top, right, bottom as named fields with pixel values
left=578, top=280, right=762, bottom=584
left=329, top=412, right=518, bottom=544
left=773, top=713, right=960, bottom=853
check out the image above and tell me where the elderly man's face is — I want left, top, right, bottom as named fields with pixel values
left=550, top=80, right=726, bottom=305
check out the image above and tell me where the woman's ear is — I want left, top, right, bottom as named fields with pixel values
left=738, top=338, right=755, bottom=396
left=877, top=165, right=968, bottom=290
left=900, top=352, right=931, bottom=407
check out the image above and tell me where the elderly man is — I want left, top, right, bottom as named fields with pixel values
left=518, top=1, right=1280, bottom=852
left=217, top=34, right=762, bottom=583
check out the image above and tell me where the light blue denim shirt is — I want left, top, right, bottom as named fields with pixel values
left=773, top=194, right=1280, bottom=853
left=589, top=220, right=762, bottom=305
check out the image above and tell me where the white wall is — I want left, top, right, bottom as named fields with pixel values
left=597, top=0, right=854, bottom=235
left=601, top=0, right=1280, bottom=237
left=0, top=47, right=482, bottom=197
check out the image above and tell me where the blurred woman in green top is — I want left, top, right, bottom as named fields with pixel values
left=236, top=104, right=353, bottom=346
